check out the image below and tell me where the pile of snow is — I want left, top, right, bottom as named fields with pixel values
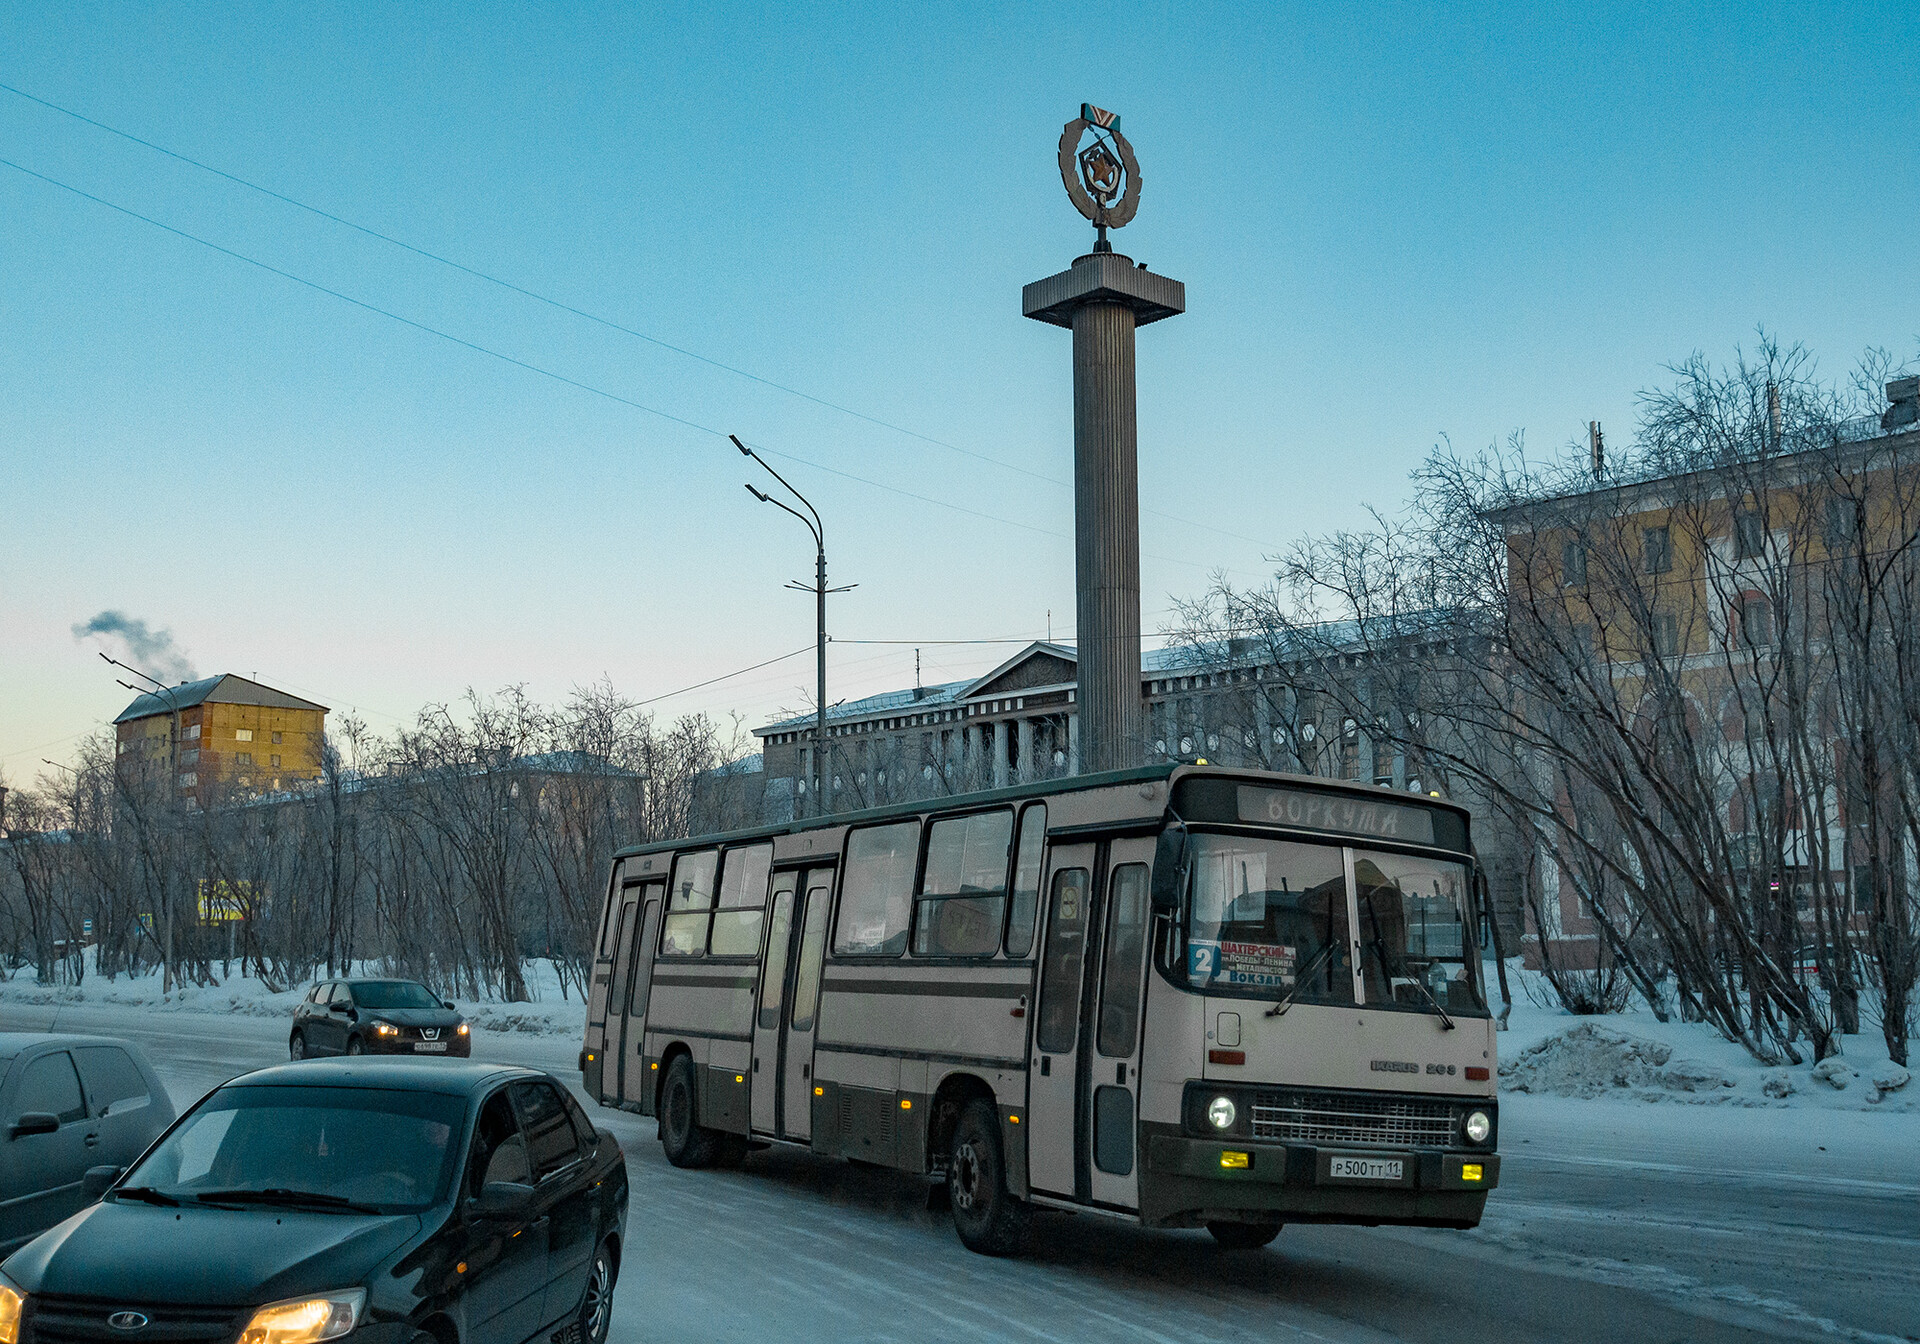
left=1502, top=1022, right=1734, bottom=1099
left=0, top=952, right=588, bottom=1038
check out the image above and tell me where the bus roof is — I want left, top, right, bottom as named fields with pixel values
left=611, top=763, right=1472, bottom=861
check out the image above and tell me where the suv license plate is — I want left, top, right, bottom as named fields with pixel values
left=1327, top=1156, right=1402, bottom=1181
left=414, top=1041, right=448, bottom=1053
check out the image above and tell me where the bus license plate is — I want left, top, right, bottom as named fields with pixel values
left=414, top=1041, right=448, bottom=1053
left=1327, top=1156, right=1402, bottom=1182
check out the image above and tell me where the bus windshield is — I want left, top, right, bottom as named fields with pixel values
left=1179, top=832, right=1484, bottom=1014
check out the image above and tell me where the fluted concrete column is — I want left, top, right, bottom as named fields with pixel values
left=1017, top=717, right=1035, bottom=781
left=1067, top=711, right=1080, bottom=775
left=1024, top=252, right=1184, bottom=775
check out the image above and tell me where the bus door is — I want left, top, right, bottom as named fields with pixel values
left=1027, top=841, right=1098, bottom=1200
left=781, top=868, right=834, bottom=1142
left=616, top=882, right=666, bottom=1108
left=750, top=871, right=801, bottom=1135
left=590, top=886, right=639, bottom=1104
left=1086, top=836, right=1156, bottom=1209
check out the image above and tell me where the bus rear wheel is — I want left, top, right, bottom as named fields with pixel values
left=660, top=1056, right=719, bottom=1168
left=1206, top=1220, right=1281, bottom=1250
left=948, top=1099, right=1030, bottom=1256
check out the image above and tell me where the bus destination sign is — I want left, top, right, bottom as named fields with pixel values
left=1237, top=785, right=1437, bottom=846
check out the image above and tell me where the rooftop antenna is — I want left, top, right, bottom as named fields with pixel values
left=1047, top=609, right=1053, bottom=642
left=915, top=648, right=922, bottom=691
left=1589, top=421, right=1605, bottom=480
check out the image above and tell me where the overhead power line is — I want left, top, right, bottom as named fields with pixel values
left=0, top=80, right=1280, bottom=553
left=0, top=155, right=1255, bottom=576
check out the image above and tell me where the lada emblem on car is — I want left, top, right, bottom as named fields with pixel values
left=107, top=1312, right=150, bottom=1331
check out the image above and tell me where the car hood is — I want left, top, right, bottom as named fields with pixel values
left=3, top=1200, right=423, bottom=1303
left=361, top=1008, right=462, bottom=1028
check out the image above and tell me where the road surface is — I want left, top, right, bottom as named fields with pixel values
left=4, top=1000, right=1914, bottom=1344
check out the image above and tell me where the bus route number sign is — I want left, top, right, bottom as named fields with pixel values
left=1237, top=785, right=1437, bottom=846
left=1189, top=938, right=1296, bottom=987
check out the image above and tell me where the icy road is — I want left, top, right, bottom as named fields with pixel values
left=4, top=1001, right=1914, bottom=1344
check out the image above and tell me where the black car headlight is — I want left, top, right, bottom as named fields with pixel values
left=0, top=1269, right=26, bottom=1344
left=239, top=1289, right=364, bottom=1344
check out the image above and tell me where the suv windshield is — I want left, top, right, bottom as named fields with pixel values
left=352, top=981, right=442, bottom=1010
left=118, top=1085, right=465, bottom=1212
left=1178, top=832, right=1485, bottom=1015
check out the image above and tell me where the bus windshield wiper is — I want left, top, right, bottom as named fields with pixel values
left=1399, top=962, right=1457, bottom=1031
left=189, top=1187, right=382, bottom=1214
left=112, top=1185, right=178, bottom=1206
left=1265, top=943, right=1337, bottom=1017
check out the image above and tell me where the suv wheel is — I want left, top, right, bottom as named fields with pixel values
left=289, top=1031, right=307, bottom=1060
left=948, top=1098, right=1030, bottom=1255
left=345, top=1037, right=365, bottom=1057
left=659, top=1056, right=717, bottom=1168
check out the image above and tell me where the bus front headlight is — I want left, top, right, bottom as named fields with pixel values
left=1207, top=1096, right=1237, bottom=1131
left=1464, top=1110, right=1492, bottom=1144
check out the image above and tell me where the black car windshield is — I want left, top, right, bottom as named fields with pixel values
left=119, top=1085, right=465, bottom=1212
left=351, top=981, right=442, bottom=1010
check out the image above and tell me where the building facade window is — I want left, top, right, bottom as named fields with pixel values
left=1653, top=612, right=1680, bottom=659
left=269, top=754, right=281, bottom=768
left=1736, top=594, right=1773, bottom=647
left=271, top=731, right=283, bottom=744
left=236, top=752, right=253, bottom=766
left=1642, top=525, right=1672, bottom=574
left=1734, top=511, right=1767, bottom=561
left=1562, top=537, right=1588, bottom=587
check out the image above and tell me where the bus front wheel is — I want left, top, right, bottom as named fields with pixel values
left=660, top=1056, right=719, bottom=1168
left=948, top=1099, right=1030, bottom=1256
left=1207, top=1221, right=1281, bottom=1250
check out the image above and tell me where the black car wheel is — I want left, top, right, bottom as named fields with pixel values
left=289, top=1031, right=307, bottom=1060
left=346, top=1037, right=365, bottom=1057
left=659, top=1056, right=718, bottom=1168
left=578, top=1240, right=617, bottom=1344
left=948, top=1098, right=1030, bottom=1256
left=1206, top=1221, right=1281, bottom=1250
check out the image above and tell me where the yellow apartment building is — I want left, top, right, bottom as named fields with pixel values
left=113, top=674, right=329, bottom=807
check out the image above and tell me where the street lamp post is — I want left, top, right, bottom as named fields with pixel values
left=732, top=435, right=850, bottom=817
left=102, top=653, right=184, bottom=992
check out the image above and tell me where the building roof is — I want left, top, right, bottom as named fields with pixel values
left=114, top=674, right=328, bottom=725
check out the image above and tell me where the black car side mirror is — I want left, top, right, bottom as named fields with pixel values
left=467, top=1181, right=535, bottom=1221
left=328, top=1002, right=348, bottom=1014
left=84, top=1165, right=125, bottom=1197
left=10, top=1112, right=59, bottom=1138
left=443, top=1001, right=455, bottom=1010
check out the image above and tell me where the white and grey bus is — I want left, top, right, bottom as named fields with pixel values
left=581, top=763, right=1499, bottom=1253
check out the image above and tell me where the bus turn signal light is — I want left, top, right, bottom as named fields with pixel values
left=1220, top=1151, right=1250, bottom=1170
left=1465, top=1066, right=1490, bottom=1081
left=1462, top=1164, right=1484, bottom=1182
left=1208, top=1049, right=1246, bottom=1065
left=815, top=1086, right=824, bottom=1096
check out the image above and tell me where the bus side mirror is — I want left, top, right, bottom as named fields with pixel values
left=1151, top=827, right=1187, bottom=913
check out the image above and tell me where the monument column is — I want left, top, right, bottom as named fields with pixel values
left=1024, top=105, right=1184, bottom=772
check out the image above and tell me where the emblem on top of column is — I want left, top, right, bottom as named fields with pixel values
left=1058, top=104, right=1141, bottom=249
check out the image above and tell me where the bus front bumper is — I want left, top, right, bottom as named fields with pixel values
left=1138, top=1128, right=1499, bottom=1230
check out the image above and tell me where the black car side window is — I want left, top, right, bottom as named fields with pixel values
left=469, top=1090, right=530, bottom=1194
left=15, top=1051, right=87, bottom=1125
left=73, top=1046, right=150, bottom=1118
left=509, top=1081, right=581, bottom=1180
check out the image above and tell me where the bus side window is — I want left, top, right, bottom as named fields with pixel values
left=1096, top=864, right=1150, bottom=1057
left=661, top=850, right=718, bottom=957
left=1036, top=867, right=1090, bottom=1054
left=833, top=821, right=920, bottom=956
left=911, top=810, right=1011, bottom=958
left=710, top=843, right=773, bottom=957
left=1004, top=803, right=1046, bottom=958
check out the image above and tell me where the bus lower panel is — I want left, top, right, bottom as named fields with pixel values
left=1137, top=1125, right=1495, bottom=1230
left=811, top=1081, right=929, bottom=1173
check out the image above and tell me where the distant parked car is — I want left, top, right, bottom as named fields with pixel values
left=291, top=978, right=471, bottom=1059
left=0, top=1034, right=174, bottom=1256
left=0, top=1059, right=627, bottom=1344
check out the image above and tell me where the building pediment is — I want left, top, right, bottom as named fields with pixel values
left=962, top=643, right=1078, bottom=700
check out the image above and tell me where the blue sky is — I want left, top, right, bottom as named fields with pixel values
left=4, top=1, right=1917, bottom=776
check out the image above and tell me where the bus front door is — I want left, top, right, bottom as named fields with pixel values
left=750, top=871, right=801, bottom=1135
left=592, top=890, right=639, bottom=1105
left=616, top=883, right=665, bottom=1110
left=1087, top=838, right=1156, bottom=1209
left=1027, top=841, right=1097, bottom=1200
left=782, top=870, right=834, bottom=1142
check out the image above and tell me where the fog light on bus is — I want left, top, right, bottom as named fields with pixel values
left=1461, top=1164, right=1484, bottom=1182
left=1220, top=1151, right=1249, bottom=1170
left=1464, top=1110, right=1492, bottom=1144
left=1207, top=1096, right=1237, bottom=1131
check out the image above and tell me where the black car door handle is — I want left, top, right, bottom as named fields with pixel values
left=84, top=1132, right=100, bottom=1146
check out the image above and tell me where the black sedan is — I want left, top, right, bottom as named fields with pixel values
left=291, top=979, right=471, bottom=1059
left=0, top=1060, right=627, bottom=1344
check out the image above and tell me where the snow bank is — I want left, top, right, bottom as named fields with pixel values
left=0, top=953, right=588, bottom=1038
left=1502, top=1022, right=1734, bottom=1099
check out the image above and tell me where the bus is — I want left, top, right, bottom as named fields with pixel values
left=580, top=763, right=1499, bottom=1254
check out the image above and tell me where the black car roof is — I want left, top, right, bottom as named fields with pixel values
left=225, top=1058, right=538, bottom=1094
left=0, top=1032, right=149, bottom=1063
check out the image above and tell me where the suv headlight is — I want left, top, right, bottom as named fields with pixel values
left=1464, top=1110, right=1492, bottom=1144
left=456, top=1023, right=470, bottom=1036
left=239, top=1289, right=365, bottom=1344
left=0, top=1270, right=26, bottom=1344
left=374, top=1022, right=398, bottom=1037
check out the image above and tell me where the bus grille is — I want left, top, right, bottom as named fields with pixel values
left=1249, top=1090, right=1457, bottom=1148
left=26, top=1297, right=246, bottom=1344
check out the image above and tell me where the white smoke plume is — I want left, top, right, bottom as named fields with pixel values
left=72, top=610, right=198, bottom=683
